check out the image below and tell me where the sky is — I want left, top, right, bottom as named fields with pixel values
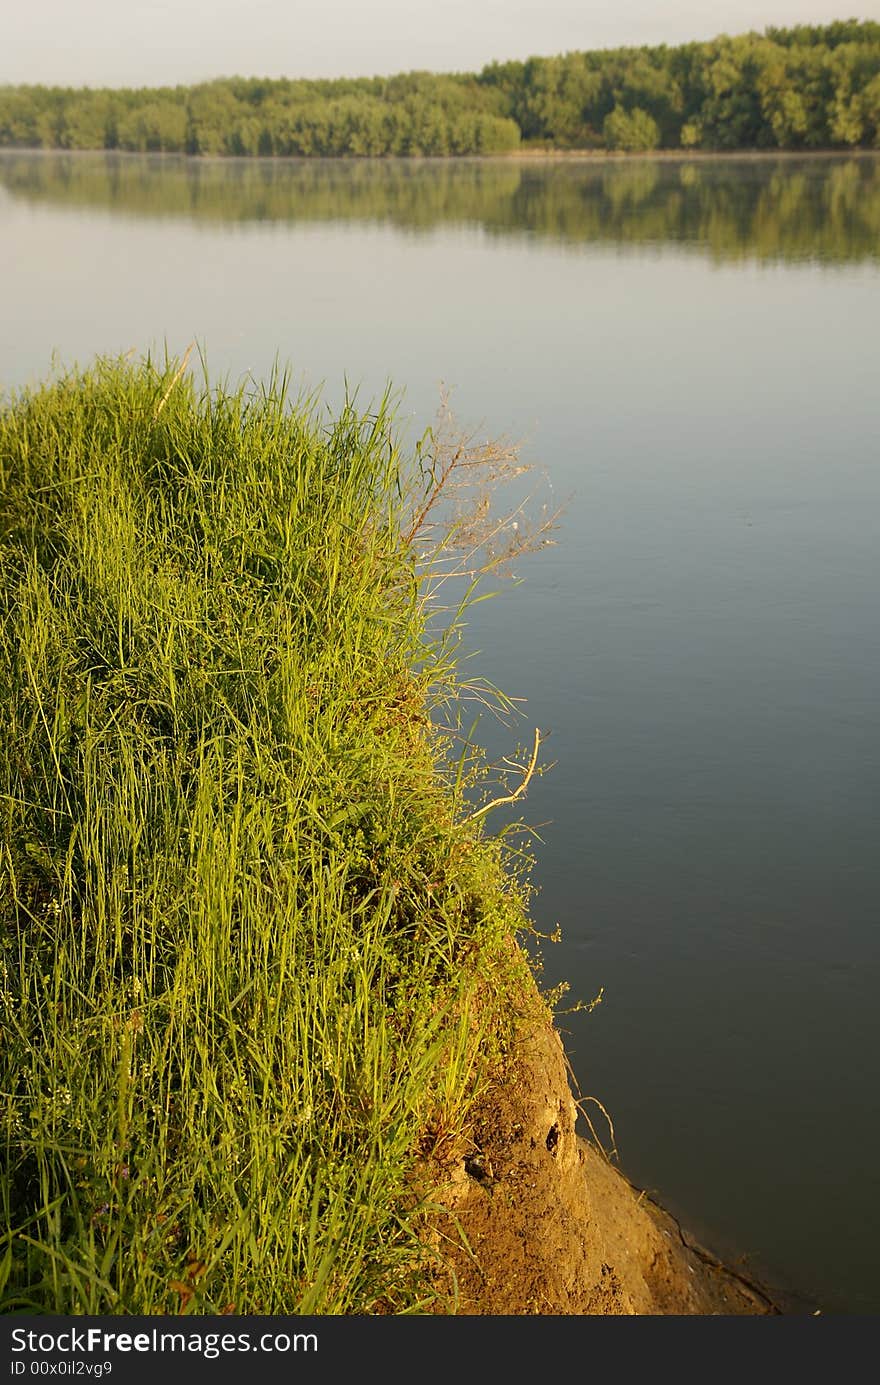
left=2, top=1, right=880, bottom=88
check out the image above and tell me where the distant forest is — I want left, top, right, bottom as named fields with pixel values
left=2, top=21, right=880, bottom=157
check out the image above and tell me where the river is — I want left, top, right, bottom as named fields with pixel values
left=2, top=149, right=879, bottom=1313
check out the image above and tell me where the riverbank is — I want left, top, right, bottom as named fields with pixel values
left=0, top=353, right=789, bottom=1316
left=4, top=142, right=880, bottom=165
left=504, top=144, right=880, bottom=162
left=420, top=957, right=785, bottom=1315
left=0, top=354, right=537, bottom=1313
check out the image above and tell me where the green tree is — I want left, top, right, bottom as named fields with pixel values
left=0, top=88, right=43, bottom=146
left=116, top=100, right=187, bottom=153
left=694, top=37, right=764, bottom=148
left=60, top=93, right=117, bottom=149
left=861, top=73, right=880, bottom=145
left=827, top=45, right=868, bottom=145
left=603, top=104, right=660, bottom=151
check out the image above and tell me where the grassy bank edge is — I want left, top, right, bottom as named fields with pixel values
left=0, top=353, right=551, bottom=1314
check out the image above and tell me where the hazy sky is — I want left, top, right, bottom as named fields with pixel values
left=3, top=2, right=880, bottom=87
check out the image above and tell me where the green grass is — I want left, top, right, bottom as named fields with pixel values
left=0, top=354, right=536, bottom=1314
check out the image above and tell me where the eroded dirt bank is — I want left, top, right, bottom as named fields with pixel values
left=428, top=1012, right=781, bottom=1315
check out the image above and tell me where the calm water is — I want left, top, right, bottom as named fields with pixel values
left=3, top=151, right=879, bottom=1313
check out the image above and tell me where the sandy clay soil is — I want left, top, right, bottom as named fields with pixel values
left=425, top=1009, right=789, bottom=1315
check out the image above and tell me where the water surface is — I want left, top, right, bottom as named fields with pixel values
left=3, top=150, right=879, bottom=1313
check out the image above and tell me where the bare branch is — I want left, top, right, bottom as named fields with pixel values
left=405, top=390, right=561, bottom=583
left=463, top=727, right=542, bottom=824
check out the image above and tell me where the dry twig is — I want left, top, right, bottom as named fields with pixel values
left=463, top=727, right=542, bottom=823
left=407, top=391, right=561, bottom=584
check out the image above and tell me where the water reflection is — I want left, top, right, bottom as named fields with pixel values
left=1, top=151, right=879, bottom=264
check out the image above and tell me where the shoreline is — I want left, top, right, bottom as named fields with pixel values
left=426, top=980, right=804, bottom=1315
left=503, top=145, right=880, bottom=163
left=2, top=143, right=879, bottom=169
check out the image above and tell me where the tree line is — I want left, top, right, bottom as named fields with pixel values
left=1, top=21, right=880, bottom=157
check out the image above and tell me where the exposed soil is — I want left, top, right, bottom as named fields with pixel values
left=426, top=1010, right=782, bottom=1315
